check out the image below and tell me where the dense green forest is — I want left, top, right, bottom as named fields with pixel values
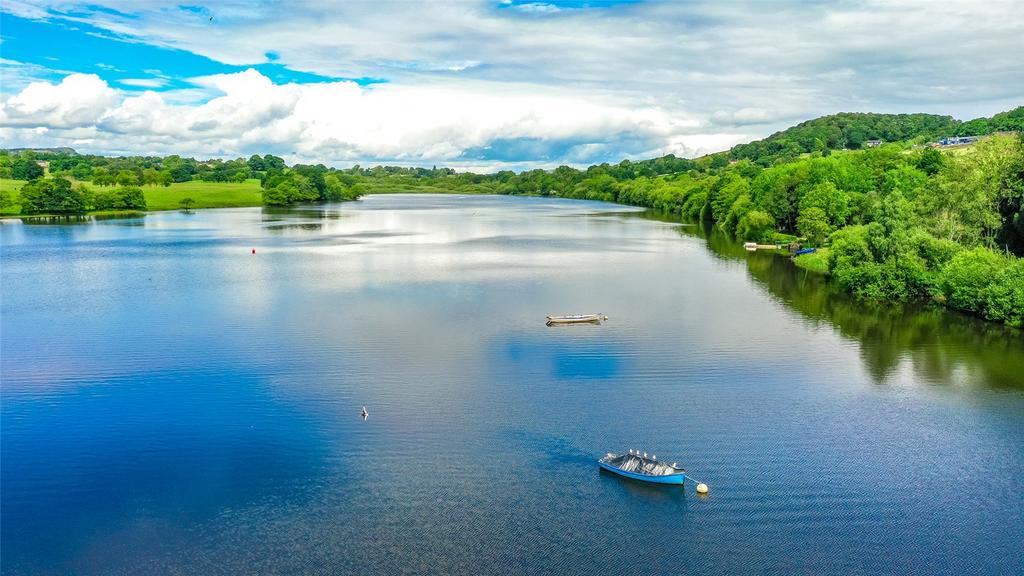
left=726, top=106, right=1024, bottom=166
left=2, top=106, right=1022, bottom=326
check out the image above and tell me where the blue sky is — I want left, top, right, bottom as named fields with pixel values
left=1, top=12, right=360, bottom=91
left=1, top=1, right=1022, bottom=170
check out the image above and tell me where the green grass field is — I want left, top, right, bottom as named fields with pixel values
left=143, top=179, right=263, bottom=211
left=793, top=247, right=830, bottom=274
left=0, top=178, right=264, bottom=216
left=0, top=179, right=26, bottom=215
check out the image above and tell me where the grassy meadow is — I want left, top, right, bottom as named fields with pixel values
left=143, top=179, right=263, bottom=211
left=0, top=178, right=264, bottom=216
left=0, top=178, right=26, bottom=215
left=793, top=248, right=830, bottom=274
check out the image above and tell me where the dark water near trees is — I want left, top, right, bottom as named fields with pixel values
left=2, top=194, right=1022, bottom=575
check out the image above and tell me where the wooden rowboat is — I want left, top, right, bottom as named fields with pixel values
left=546, top=313, right=605, bottom=325
left=598, top=451, right=686, bottom=485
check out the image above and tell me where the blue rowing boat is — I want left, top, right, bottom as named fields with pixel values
left=598, top=451, right=686, bottom=485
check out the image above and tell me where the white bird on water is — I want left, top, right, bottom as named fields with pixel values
left=360, top=406, right=368, bottom=420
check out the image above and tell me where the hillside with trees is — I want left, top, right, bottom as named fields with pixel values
left=724, top=106, right=1024, bottom=167
left=726, top=112, right=959, bottom=165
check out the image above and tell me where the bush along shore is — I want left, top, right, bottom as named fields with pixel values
left=2, top=107, right=1022, bottom=326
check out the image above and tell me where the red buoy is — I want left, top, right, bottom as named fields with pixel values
left=251, top=248, right=256, bottom=254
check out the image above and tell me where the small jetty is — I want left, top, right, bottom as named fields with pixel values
left=745, top=242, right=817, bottom=257
left=546, top=314, right=606, bottom=326
left=743, top=242, right=784, bottom=251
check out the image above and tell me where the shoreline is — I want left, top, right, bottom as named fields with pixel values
left=2, top=192, right=1019, bottom=329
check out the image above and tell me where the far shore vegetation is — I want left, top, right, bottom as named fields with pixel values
left=0, top=177, right=263, bottom=216
left=2, top=106, right=1022, bottom=326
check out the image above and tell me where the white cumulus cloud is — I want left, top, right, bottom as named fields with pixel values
left=0, top=73, right=118, bottom=129
left=0, top=69, right=703, bottom=166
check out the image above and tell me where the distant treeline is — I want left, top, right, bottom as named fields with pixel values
left=0, top=151, right=285, bottom=186
left=0, top=151, right=364, bottom=210
left=14, top=177, right=147, bottom=214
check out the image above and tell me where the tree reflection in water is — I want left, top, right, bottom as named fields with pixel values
left=674, top=218, right=1023, bottom=390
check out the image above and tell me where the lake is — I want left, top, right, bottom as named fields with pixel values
left=2, top=194, right=1022, bottom=575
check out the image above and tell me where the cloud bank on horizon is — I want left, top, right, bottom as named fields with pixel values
left=1, top=0, right=1022, bottom=170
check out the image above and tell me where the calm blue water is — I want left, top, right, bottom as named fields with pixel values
left=2, top=195, right=1022, bottom=575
